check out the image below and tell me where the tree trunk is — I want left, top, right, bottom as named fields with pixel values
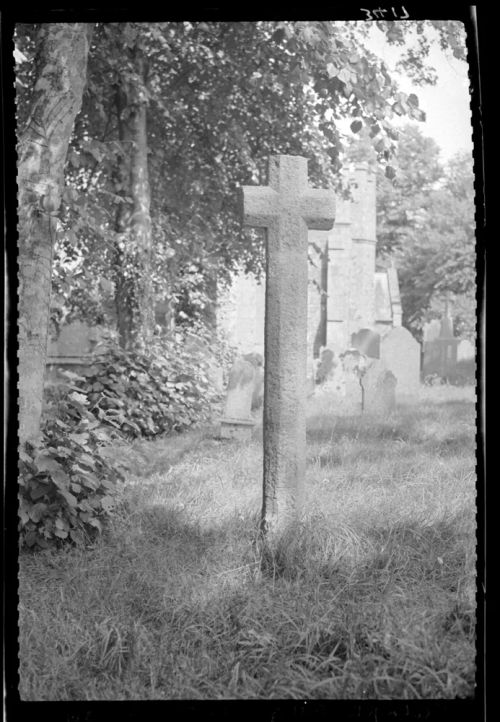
left=113, top=34, right=154, bottom=350
left=17, top=23, right=93, bottom=448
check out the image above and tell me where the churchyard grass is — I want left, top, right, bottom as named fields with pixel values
left=18, top=385, right=477, bottom=700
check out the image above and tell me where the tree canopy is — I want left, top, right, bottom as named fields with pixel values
left=15, top=19, right=471, bottom=345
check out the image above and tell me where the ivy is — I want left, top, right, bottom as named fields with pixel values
left=19, top=326, right=226, bottom=550
left=18, top=388, right=125, bottom=550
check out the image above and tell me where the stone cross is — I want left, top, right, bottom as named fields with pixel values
left=241, top=155, right=335, bottom=537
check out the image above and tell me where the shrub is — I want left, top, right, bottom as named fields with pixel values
left=18, top=385, right=125, bottom=550
left=80, top=329, right=222, bottom=438
left=19, top=326, right=226, bottom=549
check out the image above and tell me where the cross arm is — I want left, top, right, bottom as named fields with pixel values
left=241, top=185, right=279, bottom=229
left=299, top=190, right=336, bottom=231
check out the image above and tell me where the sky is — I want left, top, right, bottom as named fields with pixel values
left=338, top=22, right=474, bottom=165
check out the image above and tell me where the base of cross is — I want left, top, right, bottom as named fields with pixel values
left=219, top=417, right=255, bottom=441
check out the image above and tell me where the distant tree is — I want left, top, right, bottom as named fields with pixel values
left=346, top=120, right=475, bottom=341
left=395, top=149, right=475, bottom=340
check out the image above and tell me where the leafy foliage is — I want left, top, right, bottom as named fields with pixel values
left=13, top=20, right=469, bottom=338
left=18, top=323, right=227, bottom=549
left=18, top=385, right=125, bottom=550
left=346, top=125, right=475, bottom=341
left=78, top=332, right=222, bottom=438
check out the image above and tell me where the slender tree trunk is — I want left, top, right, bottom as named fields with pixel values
left=113, top=33, right=154, bottom=350
left=17, top=23, right=93, bottom=448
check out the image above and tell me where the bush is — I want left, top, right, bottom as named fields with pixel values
left=19, top=328, right=225, bottom=549
left=80, top=329, right=222, bottom=438
left=19, top=386, right=125, bottom=550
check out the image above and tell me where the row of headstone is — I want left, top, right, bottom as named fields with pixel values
left=218, top=333, right=402, bottom=434
left=315, top=347, right=396, bottom=416
left=218, top=312, right=421, bottom=431
left=308, top=324, right=420, bottom=417
left=335, top=326, right=420, bottom=396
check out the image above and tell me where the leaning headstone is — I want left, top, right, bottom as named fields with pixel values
left=242, top=154, right=335, bottom=536
left=351, top=328, right=380, bottom=359
left=219, top=357, right=256, bottom=440
left=380, top=326, right=420, bottom=397
left=361, top=359, right=397, bottom=416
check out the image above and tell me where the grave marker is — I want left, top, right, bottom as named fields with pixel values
left=361, top=359, right=396, bottom=416
left=242, top=155, right=335, bottom=536
left=351, top=328, right=380, bottom=359
left=380, top=326, right=420, bottom=396
left=220, top=357, right=256, bottom=441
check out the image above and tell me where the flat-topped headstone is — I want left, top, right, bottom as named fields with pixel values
left=361, top=359, right=397, bottom=416
left=242, top=155, right=335, bottom=536
left=48, top=320, right=94, bottom=359
left=220, top=357, right=256, bottom=440
left=351, top=328, right=380, bottom=359
left=380, top=326, right=420, bottom=397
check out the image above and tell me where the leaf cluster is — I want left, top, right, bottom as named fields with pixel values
left=18, top=383, right=125, bottom=550
left=81, top=333, right=220, bottom=438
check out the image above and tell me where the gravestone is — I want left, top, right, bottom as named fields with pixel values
left=243, top=352, right=264, bottom=410
left=46, top=321, right=108, bottom=383
left=423, top=319, right=442, bottom=343
left=351, top=328, right=380, bottom=359
left=315, top=346, right=337, bottom=385
left=422, top=315, right=460, bottom=381
left=242, top=155, right=335, bottom=535
left=219, top=357, right=257, bottom=440
left=457, top=339, right=475, bottom=362
left=48, top=320, right=98, bottom=358
left=338, top=349, right=365, bottom=414
left=380, top=326, right=420, bottom=397
left=317, top=348, right=365, bottom=416
left=361, top=359, right=397, bottom=416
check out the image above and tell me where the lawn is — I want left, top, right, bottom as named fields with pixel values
left=18, top=384, right=477, bottom=700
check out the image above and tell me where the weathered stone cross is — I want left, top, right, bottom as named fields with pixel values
left=241, top=155, right=335, bottom=537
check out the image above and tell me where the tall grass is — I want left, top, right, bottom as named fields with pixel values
left=18, top=385, right=477, bottom=699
